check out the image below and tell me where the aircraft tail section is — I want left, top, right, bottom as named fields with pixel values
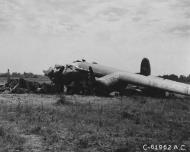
left=140, top=58, right=151, bottom=76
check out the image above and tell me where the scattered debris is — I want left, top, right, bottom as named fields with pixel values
left=0, top=78, right=57, bottom=94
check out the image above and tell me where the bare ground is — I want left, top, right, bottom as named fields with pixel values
left=0, top=94, right=190, bottom=152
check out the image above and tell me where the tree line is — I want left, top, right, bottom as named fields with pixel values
left=160, top=74, right=190, bottom=83
left=0, top=72, right=40, bottom=78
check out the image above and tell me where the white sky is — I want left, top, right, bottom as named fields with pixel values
left=0, top=0, right=190, bottom=75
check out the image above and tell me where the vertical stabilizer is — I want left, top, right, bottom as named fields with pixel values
left=140, top=58, right=151, bottom=76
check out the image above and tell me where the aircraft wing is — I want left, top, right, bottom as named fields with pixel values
left=95, top=72, right=190, bottom=96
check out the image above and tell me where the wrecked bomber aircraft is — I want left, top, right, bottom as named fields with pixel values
left=44, top=58, right=190, bottom=96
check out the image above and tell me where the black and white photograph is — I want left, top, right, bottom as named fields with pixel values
left=0, top=0, right=190, bottom=151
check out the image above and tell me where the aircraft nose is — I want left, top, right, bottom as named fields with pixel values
left=43, top=67, right=53, bottom=75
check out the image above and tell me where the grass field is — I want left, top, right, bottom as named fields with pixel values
left=0, top=94, right=189, bottom=152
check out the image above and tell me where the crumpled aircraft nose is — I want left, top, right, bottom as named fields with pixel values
left=43, top=67, right=54, bottom=76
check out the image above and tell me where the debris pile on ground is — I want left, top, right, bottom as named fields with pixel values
left=0, top=78, right=57, bottom=94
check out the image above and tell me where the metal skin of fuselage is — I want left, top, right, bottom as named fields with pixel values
left=60, top=61, right=190, bottom=96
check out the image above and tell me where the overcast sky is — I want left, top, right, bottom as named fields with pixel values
left=0, top=0, right=189, bottom=75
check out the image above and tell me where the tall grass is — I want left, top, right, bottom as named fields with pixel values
left=0, top=95, right=189, bottom=151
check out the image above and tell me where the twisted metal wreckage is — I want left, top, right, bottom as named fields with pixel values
left=0, top=78, right=57, bottom=94
left=43, top=58, right=190, bottom=97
